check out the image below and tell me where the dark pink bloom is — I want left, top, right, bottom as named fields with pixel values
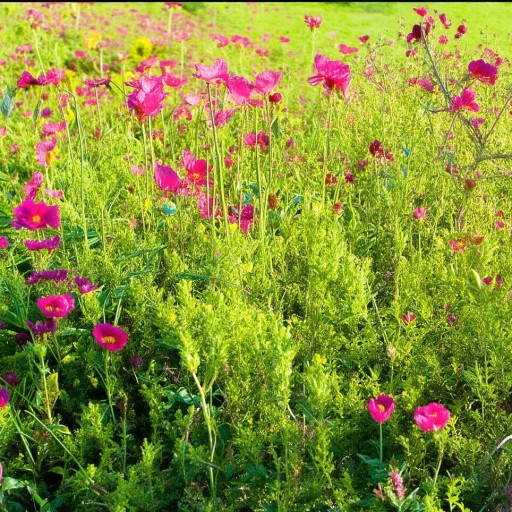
left=402, top=312, right=416, bottom=324
left=12, top=198, right=60, bottom=230
left=455, top=24, right=467, bottom=39
left=413, top=402, right=451, bottom=431
left=308, top=54, right=351, bottom=99
left=304, top=15, right=322, bottom=30
left=407, top=22, right=431, bottom=44
left=17, top=70, right=39, bottom=89
left=254, top=70, right=282, bottom=95
left=417, top=77, right=435, bottom=92
left=468, top=59, right=497, bottom=85
left=37, top=294, right=75, bottom=318
left=451, top=88, right=479, bottom=113
left=279, top=36, right=290, bottom=43
left=194, top=58, right=229, bottom=85
left=471, top=117, right=485, bottom=130
left=213, top=109, right=236, bottom=127
left=134, top=55, right=158, bottom=74
left=0, top=236, right=8, bottom=249
left=27, top=318, right=57, bottom=336
left=338, top=43, right=358, bottom=54
left=25, top=269, right=68, bottom=286
left=93, top=323, right=129, bottom=352
left=269, top=92, right=282, bottom=104
left=126, top=76, right=168, bottom=123
left=368, top=394, right=396, bottom=423
left=439, top=13, right=451, bottom=29
left=446, top=313, right=458, bottom=326
left=438, top=35, right=448, bottom=45
left=369, top=140, right=393, bottom=162
left=162, top=72, right=188, bottom=89
left=482, top=276, right=493, bottom=286
left=3, top=372, right=19, bottom=387
left=24, top=235, right=61, bottom=251
left=413, top=6, right=428, bottom=16
left=130, top=356, right=143, bottom=368
left=0, top=388, right=9, bottom=408
left=74, top=276, right=98, bottom=294
left=35, top=136, right=58, bottom=168
left=358, top=35, right=370, bottom=44
left=413, top=207, right=427, bottom=220
left=83, top=76, right=111, bottom=88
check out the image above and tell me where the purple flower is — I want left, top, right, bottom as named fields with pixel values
left=0, top=388, right=9, bottom=408
left=25, top=269, right=68, bottom=285
left=3, top=372, right=20, bottom=387
left=130, top=356, right=144, bottom=368
left=26, top=318, right=57, bottom=336
left=24, top=235, right=61, bottom=251
left=74, top=276, right=98, bottom=294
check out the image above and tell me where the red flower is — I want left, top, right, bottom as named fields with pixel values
left=413, top=403, right=450, bottom=431
left=126, top=76, right=168, bottom=123
left=12, top=198, right=60, bottom=230
left=93, top=323, right=129, bottom=352
left=369, top=140, right=393, bottom=162
left=37, top=294, right=75, bottom=318
left=468, top=59, right=497, bottom=85
left=194, top=58, right=229, bottom=85
left=182, top=149, right=211, bottom=187
left=308, top=54, right=351, bottom=99
left=368, top=394, right=396, bottom=423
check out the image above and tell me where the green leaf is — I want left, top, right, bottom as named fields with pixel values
left=1, top=477, right=26, bottom=491
left=271, top=117, right=281, bottom=137
left=0, top=87, right=16, bottom=118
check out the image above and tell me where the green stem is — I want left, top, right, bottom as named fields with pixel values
left=379, top=422, right=383, bottom=467
left=104, top=352, right=116, bottom=423
left=432, top=435, right=445, bottom=488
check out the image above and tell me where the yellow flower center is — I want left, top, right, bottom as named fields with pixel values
left=377, top=404, right=386, bottom=412
left=32, top=215, right=41, bottom=223
left=102, top=336, right=116, bottom=344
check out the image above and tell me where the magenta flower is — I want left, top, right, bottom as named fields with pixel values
left=26, top=269, right=68, bottom=286
left=0, top=388, right=9, bottom=408
left=213, top=109, right=237, bottom=127
left=413, top=6, right=428, bottom=16
left=358, top=35, right=370, bottom=44
left=126, top=76, right=168, bottom=123
left=455, top=24, right=467, bottom=39
left=42, top=121, right=67, bottom=136
left=182, top=150, right=211, bottom=187
left=17, top=70, right=39, bottom=89
left=0, top=236, right=8, bottom=249
left=226, top=75, right=256, bottom=106
left=368, top=394, right=396, bottom=423
left=439, top=13, right=451, bottom=29
left=194, top=58, right=229, bottom=85
left=37, top=68, right=66, bottom=86
left=451, top=88, right=479, bottom=113
left=254, top=70, right=282, bottom=96
left=308, top=54, right=351, bottom=99
left=229, top=204, right=254, bottom=234
left=12, top=198, right=60, bottom=230
left=468, top=59, right=497, bottom=85
left=37, top=294, right=75, bottom=319
left=413, top=402, right=451, bottom=431
left=93, top=323, right=129, bottom=352
left=74, top=276, right=98, bottom=294
left=24, top=235, right=61, bottom=251
left=338, top=43, right=358, bottom=55
left=154, top=161, right=185, bottom=194
left=304, top=14, right=322, bottom=30
left=35, top=136, right=58, bottom=168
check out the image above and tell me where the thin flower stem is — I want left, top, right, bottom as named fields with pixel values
left=104, top=352, right=116, bottom=424
left=379, top=422, right=383, bottom=467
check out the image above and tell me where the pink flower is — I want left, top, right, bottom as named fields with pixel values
left=0, top=388, right=9, bottom=408
left=449, top=239, right=466, bottom=252
left=24, top=235, right=61, bottom=251
left=37, top=294, right=75, bottom=318
left=93, top=323, right=129, bottom=352
left=37, top=68, right=65, bottom=86
left=194, top=58, right=229, bottom=85
left=446, top=313, right=458, bottom=327
left=74, top=276, right=98, bottom=294
left=26, top=269, right=68, bottom=286
left=468, top=59, right=497, bottom=85
left=126, top=76, right=168, bottom=123
left=154, top=161, right=184, bottom=194
left=413, top=402, right=451, bottom=431
left=390, top=470, right=405, bottom=499
left=304, top=15, right=322, bottom=30
left=413, top=207, right=427, bottom=220
left=213, top=109, right=236, bottom=127
left=182, top=149, right=211, bottom=187
left=338, top=43, right=358, bottom=55
left=42, top=121, right=67, bottom=136
left=229, top=204, right=254, bottom=234
left=0, top=236, right=8, bottom=249
left=254, top=70, right=282, bottom=96
left=455, top=24, right=467, bottom=39
left=471, top=117, right=485, bottom=130
left=23, top=172, right=44, bottom=200
left=368, top=394, right=396, bottom=423
left=438, top=35, right=448, bottom=45
left=358, top=35, right=370, bottom=44
left=308, top=54, right=351, bottom=99
left=402, top=312, right=416, bottom=324
left=35, top=136, right=58, bottom=168
left=0, top=126, right=6, bottom=138
left=450, top=88, right=479, bottom=113
left=226, top=76, right=255, bottom=106
left=18, top=70, right=39, bottom=89
left=12, top=198, right=60, bottom=230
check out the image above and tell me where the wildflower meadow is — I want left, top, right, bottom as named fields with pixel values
left=1, top=2, right=512, bottom=510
